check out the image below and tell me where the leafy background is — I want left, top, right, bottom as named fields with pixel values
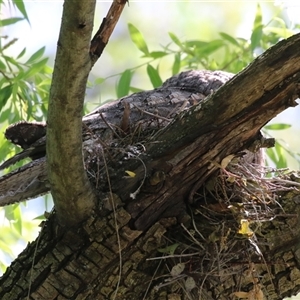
left=0, top=1, right=300, bottom=298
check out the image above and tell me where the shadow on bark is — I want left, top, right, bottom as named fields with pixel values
left=1, top=32, right=300, bottom=298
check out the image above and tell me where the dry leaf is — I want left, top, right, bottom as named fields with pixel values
left=238, top=219, right=254, bottom=237
left=167, top=294, right=181, bottom=300
left=170, top=263, right=185, bottom=276
left=248, top=286, right=264, bottom=300
left=208, top=202, right=229, bottom=213
left=232, top=291, right=249, bottom=298
left=185, top=276, right=196, bottom=291
left=125, top=170, right=136, bottom=177
left=221, top=154, right=235, bottom=168
left=227, top=175, right=236, bottom=183
left=232, top=286, right=263, bottom=299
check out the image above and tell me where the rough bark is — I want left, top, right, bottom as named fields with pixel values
left=0, top=7, right=300, bottom=300
left=90, top=0, right=128, bottom=65
left=0, top=175, right=300, bottom=299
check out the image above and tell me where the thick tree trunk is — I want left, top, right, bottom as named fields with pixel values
left=1, top=175, right=300, bottom=299
left=1, top=18, right=300, bottom=300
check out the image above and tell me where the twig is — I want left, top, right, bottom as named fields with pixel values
left=90, top=0, right=128, bottom=66
left=129, top=154, right=147, bottom=200
left=99, top=112, right=123, bottom=140
left=132, top=103, right=172, bottom=122
left=82, top=121, right=110, bottom=149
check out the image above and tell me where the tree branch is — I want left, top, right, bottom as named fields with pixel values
left=90, top=0, right=128, bottom=66
left=47, top=0, right=97, bottom=226
left=46, top=0, right=127, bottom=227
left=1, top=30, right=300, bottom=300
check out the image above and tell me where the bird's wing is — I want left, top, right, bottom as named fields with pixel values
left=0, top=70, right=235, bottom=206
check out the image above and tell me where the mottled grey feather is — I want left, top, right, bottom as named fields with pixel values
left=0, top=70, right=236, bottom=206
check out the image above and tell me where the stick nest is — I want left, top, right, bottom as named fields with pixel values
left=150, top=158, right=299, bottom=299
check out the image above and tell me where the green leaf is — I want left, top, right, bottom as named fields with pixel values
left=12, top=0, right=29, bottom=23
left=185, top=40, right=207, bottom=48
left=267, top=142, right=287, bottom=168
left=264, top=26, right=294, bottom=39
left=43, top=65, right=53, bottom=74
left=172, top=53, right=181, bottom=75
left=128, top=23, right=149, bottom=55
left=23, top=58, right=49, bottom=78
left=17, top=47, right=26, bottom=59
left=33, top=214, right=46, bottom=220
left=148, top=51, right=167, bottom=59
left=194, top=40, right=225, bottom=56
left=0, top=59, right=6, bottom=71
left=158, top=243, right=179, bottom=255
left=4, top=204, right=17, bottom=222
left=0, top=85, right=13, bottom=112
left=275, top=142, right=287, bottom=168
left=25, top=47, right=46, bottom=64
left=94, top=77, right=105, bottom=85
left=0, top=107, right=11, bottom=123
left=116, top=69, right=132, bottom=98
left=169, top=32, right=182, bottom=48
left=266, top=147, right=277, bottom=168
left=12, top=206, right=22, bottom=235
left=208, top=59, right=219, bottom=70
left=253, top=3, right=263, bottom=29
left=147, top=64, right=163, bottom=88
left=250, top=25, right=263, bottom=51
left=0, top=18, right=24, bottom=27
left=250, top=4, right=263, bottom=51
left=219, top=32, right=240, bottom=47
left=3, top=55, right=24, bottom=71
left=0, top=239, right=14, bottom=257
left=264, top=123, right=291, bottom=130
